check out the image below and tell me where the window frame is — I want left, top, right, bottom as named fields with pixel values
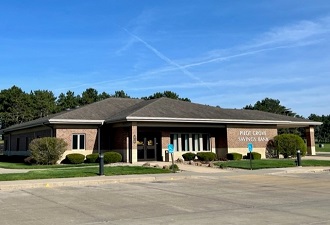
left=72, top=134, right=86, bottom=150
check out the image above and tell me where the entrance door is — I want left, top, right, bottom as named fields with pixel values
left=137, top=137, right=157, bottom=161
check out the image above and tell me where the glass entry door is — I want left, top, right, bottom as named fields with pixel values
left=137, top=137, right=157, bottom=161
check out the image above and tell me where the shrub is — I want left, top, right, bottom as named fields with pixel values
left=226, top=153, right=242, bottom=160
left=29, top=137, right=67, bottom=165
left=247, top=152, right=262, bottom=160
left=103, top=151, right=122, bottom=164
left=85, top=153, right=99, bottom=163
left=273, top=134, right=307, bottom=158
left=65, top=153, right=85, bottom=164
left=182, top=152, right=196, bottom=161
left=196, top=152, right=217, bottom=161
left=169, top=164, right=180, bottom=172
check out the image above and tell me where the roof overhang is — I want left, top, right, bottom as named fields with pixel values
left=49, top=119, right=104, bottom=125
left=0, top=119, right=105, bottom=134
left=123, top=116, right=322, bottom=128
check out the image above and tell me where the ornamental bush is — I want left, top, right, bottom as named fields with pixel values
left=247, top=152, right=262, bottom=160
left=65, top=153, right=85, bottom=164
left=85, top=153, right=99, bottom=163
left=273, top=134, right=307, bottom=158
left=103, top=151, right=122, bottom=164
left=29, top=137, right=67, bottom=165
left=196, top=152, right=217, bottom=161
left=182, top=152, right=196, bottom=161
left=169, top=164, right=180, bottom=172
left=226, top=153, right=242, bottom=160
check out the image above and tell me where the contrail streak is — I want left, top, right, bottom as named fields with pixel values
left=122, top=28, right=213, bottom=91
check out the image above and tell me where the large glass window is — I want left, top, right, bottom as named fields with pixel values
left=192, top=134, right=200, bottom=151
left=170, top=133, right=210, bottom=152
left=170, top=134, right=178, bottom=152
left=181, top=134, right=189, bottom=151
left=72, top=134, right=85, bottom=150
left=202, top=134, right=210, bottom=151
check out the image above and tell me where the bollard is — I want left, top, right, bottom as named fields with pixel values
left=296, top=150, right=301, bottom=167
left=99, top=153, right=104, bottom=176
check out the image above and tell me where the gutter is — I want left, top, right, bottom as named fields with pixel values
left=123, top=116, right=323, bottom=126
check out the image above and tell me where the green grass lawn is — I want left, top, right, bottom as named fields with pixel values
left=215, top=159, right=330, bottom=170
left=0, top=162, right=99, bottom=169
left=315, top=143, right=330, bottom=152
left=0, top=166, right=170, bottom=181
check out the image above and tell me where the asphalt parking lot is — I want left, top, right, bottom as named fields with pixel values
left=0, top=169, right=329, bottom=225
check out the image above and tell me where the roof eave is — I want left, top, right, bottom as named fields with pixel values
left=49, top=119, right=105, bottom=125
left=125, top=117, right=322, bottom=127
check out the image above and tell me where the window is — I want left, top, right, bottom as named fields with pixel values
left=202, top=134, right=210, bottom=151
left=72, top=134, right=85, bottom=150
left=25, top=137, right=30, bottom=151
left=170, top=134, right=178, bottom=152
left=181, top=134, right=189, bottom=151
left=170, top=133, right=210, bottom=152
left=16, top=138, right=20, bottom=151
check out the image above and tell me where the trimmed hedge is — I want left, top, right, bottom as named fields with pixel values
left=226, top=153, right=242, bottom=160
left=65, top=153, right=85, bottom=164
left=247, top=152, right=262, bottom=160
left=182, top=152, right=196, bottom=161
left=103, top=152, right=122, bottom=164
left=85, top=153, right=99, bottom=163
left=196, top=152, right=217, bottom=161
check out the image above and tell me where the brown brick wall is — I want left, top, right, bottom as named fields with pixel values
left=226, top=126, right=278, bottom=148
left=111, top=127, right=129, bottom=150
left=56, top=128, right=98, bottom=151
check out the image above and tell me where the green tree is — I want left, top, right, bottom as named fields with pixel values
left=309, top=114, right=330, bottom=143
left=98, top=91, right=110, bottom=100
left=56, top=91, right=79, bottom=111
left=243, top=98, right=295, bottom=116
left=30, top=90, right=57, bottom=118
left=0, top=86, right=33, bottom=128
left=112, top=90, right=130, bottom=98
left=142, top=91, right=191, bottom=102
left=80, top=88, right=99, bottom=105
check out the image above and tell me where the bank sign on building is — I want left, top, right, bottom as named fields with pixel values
left=0, top=97, right=321, bottom=162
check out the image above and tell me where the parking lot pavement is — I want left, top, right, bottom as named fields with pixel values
left=0, top=168, right=330, bottom=225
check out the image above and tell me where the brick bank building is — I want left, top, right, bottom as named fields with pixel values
left=0, top=98, right=321, bottom=162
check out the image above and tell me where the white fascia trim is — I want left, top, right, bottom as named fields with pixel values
left=49, top=119, right=105, bottom=125
left=126, top=116, right=322, bottom=126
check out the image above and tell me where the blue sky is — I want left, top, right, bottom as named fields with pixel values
left=1, top=1, right=330, bottom=117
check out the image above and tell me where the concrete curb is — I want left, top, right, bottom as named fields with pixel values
left=0, top=173, right=196, bottom=191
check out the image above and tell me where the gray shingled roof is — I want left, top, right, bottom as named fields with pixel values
left=0, top=97, right=321, bottom=133
left=107, top=98, right=319, bottom=126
